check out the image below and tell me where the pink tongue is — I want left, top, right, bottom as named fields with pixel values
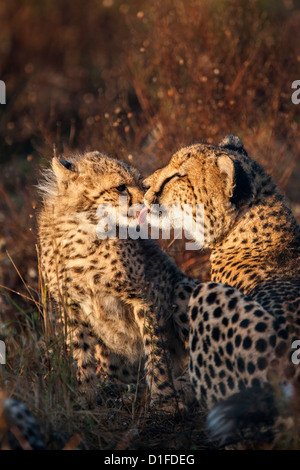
left=138, top=206, right=149, bottom=225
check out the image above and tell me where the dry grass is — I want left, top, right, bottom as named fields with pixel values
left=0, top=0, right=300, bottom=449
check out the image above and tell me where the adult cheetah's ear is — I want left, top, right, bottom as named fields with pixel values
left=217, top=155, right=252, bottom=206
left=52, top=157, right=77, bottom=188
left=217, top=155, right=235, bottom=199
left=219, top=135, right=248, bottom=156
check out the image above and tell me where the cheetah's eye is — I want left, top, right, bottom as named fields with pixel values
left=116, top=184, right=127, bottom=193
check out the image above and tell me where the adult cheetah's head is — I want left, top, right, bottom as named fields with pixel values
left=142, top=136, right=272, bottom=247
left=39, top=151, right=144, bottom=224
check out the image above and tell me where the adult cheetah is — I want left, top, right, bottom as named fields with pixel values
left=143, top=135, right=300, bottom=444
left=38, top=151, right=197, bottom=407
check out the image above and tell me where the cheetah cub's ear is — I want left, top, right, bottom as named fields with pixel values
left=52, top=157, right=78, bottom=189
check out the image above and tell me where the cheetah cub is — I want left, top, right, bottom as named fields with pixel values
left=38, top=151, right=197, bottom=406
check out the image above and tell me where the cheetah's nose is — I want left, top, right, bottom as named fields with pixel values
left=138, top=205, right=149, bottom=225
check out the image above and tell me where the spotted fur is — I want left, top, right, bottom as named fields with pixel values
left=143, top=135, right=300, bottom=444
left=38, top=152, right=197, bottom=406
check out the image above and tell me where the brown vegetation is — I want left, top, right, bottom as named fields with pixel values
left=0, top=0, right=299, bottom=449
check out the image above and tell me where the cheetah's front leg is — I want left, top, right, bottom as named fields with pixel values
left=133, top=303, right=186, bottom=411
left=70, top=316, right=98, bottom=403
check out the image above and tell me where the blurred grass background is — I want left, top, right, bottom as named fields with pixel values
left=0, top=0, right=299, bottom=449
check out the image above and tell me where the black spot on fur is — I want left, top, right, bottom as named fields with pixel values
left=232, top=313, right=239, bottom=323
left=225, top=358, right=233, bottom=371
left=219, top=382, right=226, bottom=396
left=247, top=362, right=255, bottom=374
left=179, top=313, right=188, bottom=323
left=255, top=322, right=267, bottom=333
left=212, top=327, right=220, bottom=341
left=204, top=373, right=212, bottom=389
left=237, top=357, right=245, bottom=373
left=191, top=306, right=198, bottom=321
left=214, top=352, right=222, bottom=367
left=242, top=337, right=252, bottom=350
left=257, top=357, right=268, bottom=370
left=213, top=307, right=222, bottom=318
left=240, top=319, right=250, bottom=328
left=191, top=335, right=199, bottom=352
left=207, top=292, right=217, bottom=305
left=228, top=297, right=238, bottom=310
left=255, top=338, right=267, bottom=352
left=227, top=376, right=234, bottom=390
left=226, top=342, right=233, bottom=355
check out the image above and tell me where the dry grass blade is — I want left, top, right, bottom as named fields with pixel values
left=6, top=251, right=42, bottom=315
left=62, top=433, right=82, bottom=450
left=9, top=425, right=33, bottom=450
left=0, top=283, right=42, bottom=306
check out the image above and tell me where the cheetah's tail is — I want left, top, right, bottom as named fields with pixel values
left=3, top=398, right=46, bottom=449
left=206, top=384, right=281, bottom=445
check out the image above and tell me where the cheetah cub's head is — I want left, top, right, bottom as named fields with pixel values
left=143, top=136, right=257, bottom=248
left=40, top=151, right=144, bottom=229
